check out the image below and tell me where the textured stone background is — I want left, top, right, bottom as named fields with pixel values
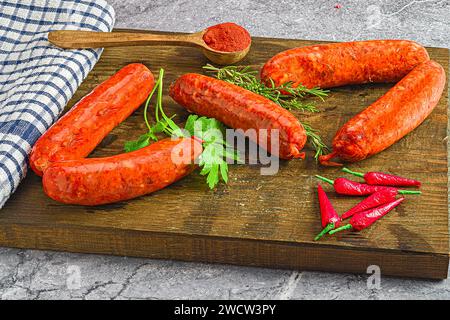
left=1, top=0, right=449, bottom=300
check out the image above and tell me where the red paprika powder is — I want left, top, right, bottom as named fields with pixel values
left=202, top=22, right=251, bottom=52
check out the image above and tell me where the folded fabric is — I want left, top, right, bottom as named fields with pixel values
left=0, top=0, right=115, bottom=208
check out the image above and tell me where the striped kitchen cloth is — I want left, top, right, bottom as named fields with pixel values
left=0, top=0, right=115, bottom=208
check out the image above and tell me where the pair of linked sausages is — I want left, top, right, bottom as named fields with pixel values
left=31, top=40, right=445, bottom=205
left=172, top=40, right=445, bottom=165
left=31, top=64, right=202, bottom=205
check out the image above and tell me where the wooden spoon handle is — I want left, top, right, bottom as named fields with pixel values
left=48, top=30, right=202, bottom=49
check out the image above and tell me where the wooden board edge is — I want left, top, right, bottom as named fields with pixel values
left=2, top=31, right=447, bottom=280
left=1, top=223, right=448, bottom=279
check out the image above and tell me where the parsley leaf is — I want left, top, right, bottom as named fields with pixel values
left=124, top=134, right=151, bottom=153
left=186, top=114, right=239, bottom=189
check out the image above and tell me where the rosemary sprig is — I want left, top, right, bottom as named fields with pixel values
left=302, top=123, right=330, bottom=161
left=203, top=64, right=328, bottom=112
left=203, top=64, right=330, bottom=160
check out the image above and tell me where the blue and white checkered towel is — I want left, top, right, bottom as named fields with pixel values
left=0, top=0, right=115, bottom=208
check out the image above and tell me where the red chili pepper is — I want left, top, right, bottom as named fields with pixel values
left=342, top=167, right=421, bottom=187
left=314, top=184, right=341, bottom=241
left=329, top=197, right=405, bottom=234
left=341, top=189, right=398, bottom=220
left=315, top=175, right=421, bottom=196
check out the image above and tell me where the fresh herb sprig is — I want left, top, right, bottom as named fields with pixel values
left=203, top=64, right=328, bottom=112
left=124, top=69, right=181, bottom=152
left=301, top=123, right=330, bottom=160
left=203, top=64, right=330, bottom=160
left=184, top=115, right=239, bottom=188
left=124, top=68, right=238, bottom=189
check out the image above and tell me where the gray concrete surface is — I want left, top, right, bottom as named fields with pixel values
left=1, top=0, right=450, bottom=300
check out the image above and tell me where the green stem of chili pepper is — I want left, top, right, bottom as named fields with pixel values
left=329, top=224, right=353, bottom=235
left=398, top=190, right=421, bottom=194
left=342, top=167, right=364, bottom=177
left=315, top=175, right=334, bottom=185
left=314, top=223, right=335, bottom=241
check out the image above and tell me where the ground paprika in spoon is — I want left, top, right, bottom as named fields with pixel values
left=202, top=22, right=251, bottom=52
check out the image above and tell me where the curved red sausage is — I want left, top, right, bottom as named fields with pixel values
left=319, top=60, right=446, bottom=165
left=169, top=74, right=306, bottom=160
left=42, top=138, right=202, bottom=205
left=260, top=40, right=430, bottom=89
left=30, top=63, right=154, bottom=176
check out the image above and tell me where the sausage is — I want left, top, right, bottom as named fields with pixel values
left=319, top=60, right=446, bottom=165
left=169, top=73, right=306, bottom=159
left=260, top=40, right=430, bottom=89
left=42, top=138, right=202, bottom=205
left=30, top=63, right=154, bottom=176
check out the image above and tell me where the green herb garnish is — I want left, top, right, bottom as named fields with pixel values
left=124, top=69, right=181, bottom=152
left=302, top=123, right=330, bottom=161
left=203, top=64, right=328, bottom=112
left=124, top=68, right=238, bottom=189
left=203, top=64, right=330, bottom=160
left=184, top=115, right=239, bottom=189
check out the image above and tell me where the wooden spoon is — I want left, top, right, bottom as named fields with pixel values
left=48, top=30, right=250, bottom=65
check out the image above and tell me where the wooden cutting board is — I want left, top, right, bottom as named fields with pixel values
left=1, top=30, right=448, bottom=279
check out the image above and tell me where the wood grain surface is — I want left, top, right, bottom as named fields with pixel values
left=1, top=30, right=448, bottom=279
